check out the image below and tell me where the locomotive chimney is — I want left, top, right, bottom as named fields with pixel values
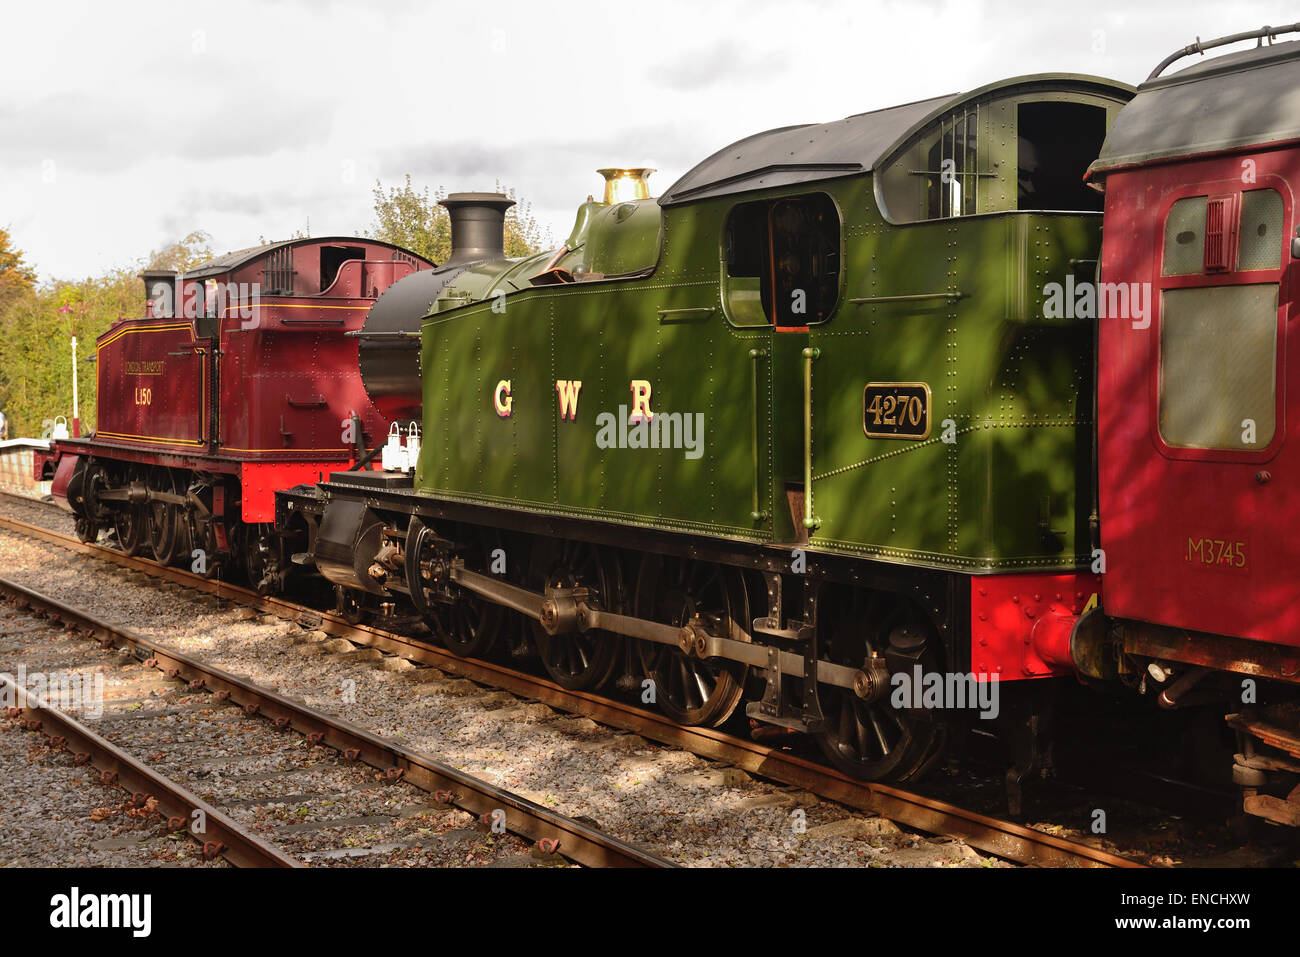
left=439, top=192, right=515, bottom=266
left=141, top=269, right=178, bottom=319
left=356, top=193, right=516, bottom=423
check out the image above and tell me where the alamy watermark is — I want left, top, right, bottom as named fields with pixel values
left=890, top=665, right=1000, bottom=720
left=595, top=405, right=705, bottom=460
left=1043, top=275, right=1151, bottom=329
left=49, top=887, right=150, bottom=937
left=1, top=665, right=104, bottom=718
left=148, top=278, right=262, bottom=328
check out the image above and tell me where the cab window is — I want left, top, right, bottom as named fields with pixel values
left=878, top=94, right=1117, bottom=223
left=925, top=110, right=978, bottom=218
left=1016, top=102, right=1106, bottom=212
left=723, top=193, right=840, bottom=327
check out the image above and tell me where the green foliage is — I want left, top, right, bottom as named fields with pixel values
left=0, top=227, right=37, bottom=307
left=0, top=231, right=214, bottom=437
left=147, top=230, right=214, bottom=272
left=368, top=176, right=550, bottom=263
left=0, top=271, right=133, bottom=437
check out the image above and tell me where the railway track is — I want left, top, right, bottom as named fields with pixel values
left=0, top=573, right=670, bottom=868
left=1, top=667, right=296, bottom=868
left=0, top=506, right=1142, bottom=868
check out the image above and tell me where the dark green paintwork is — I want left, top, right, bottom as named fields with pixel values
left=415, top=76, right=1131, bottom=574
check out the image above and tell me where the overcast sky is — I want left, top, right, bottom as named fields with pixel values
left=0, top=0, right=1293, bottom=281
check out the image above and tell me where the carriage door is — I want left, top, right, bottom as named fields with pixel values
left=722, top=193, right=841, bottom=544
left=1128, top=170, right=1294, bottom=643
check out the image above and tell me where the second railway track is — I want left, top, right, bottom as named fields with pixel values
left=0, top=573, right=670, bottom=867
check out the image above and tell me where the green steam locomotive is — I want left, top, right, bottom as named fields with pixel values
left=287, top=72, right=1133, bottom=784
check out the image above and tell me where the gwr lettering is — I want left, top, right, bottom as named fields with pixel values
left=491, top=377, right=659, bottom=424
left=556, top=379, right=582, bottom=420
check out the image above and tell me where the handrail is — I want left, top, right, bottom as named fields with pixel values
left=849, top=291, right=964, bottom=306
left=278, top=317, right=346, bottom=326
left=802, top=347, right=820, bottom=532
left=656, top=306, right=715, bottom=323
left=1147, top=23, right=1300, bottom=80
left=749, top=348, right=768, bottom=522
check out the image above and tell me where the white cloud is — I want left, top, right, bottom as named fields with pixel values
left=0, top=0, right=1293, bottom=279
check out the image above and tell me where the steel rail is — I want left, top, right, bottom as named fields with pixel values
left=0, top=513, right=1142, bottom=867
left=0, top=574, right=670, bottom=868
left=0, top=670, right=300, bottom=868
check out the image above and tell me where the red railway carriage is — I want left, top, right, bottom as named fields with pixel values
left=51, top=237, right=433, bottom=587
left=1087, top=35, right=1300, bottom=825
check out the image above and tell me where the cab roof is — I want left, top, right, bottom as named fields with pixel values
left=183, top=237, right=429, bottom=279
left=658, top=73, right=1133, bottom=206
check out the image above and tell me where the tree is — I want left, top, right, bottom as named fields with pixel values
left=368, top=176, right=550, bottom=263
left=0, top=230, right=208, bottom=437
left=147, top=230, right=214, bottom=272
left=0, top=227, right=36, bottom=305
left=0, top=267, right=139, bottom=437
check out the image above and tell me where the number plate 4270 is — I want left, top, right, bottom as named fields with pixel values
left=863, top=382, right=931, bottom=440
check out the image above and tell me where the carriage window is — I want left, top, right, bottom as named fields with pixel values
left=1159, top=284, right=1278, bottom=450
left=1162, top=197, right=1207, bottom=276
left=1238, top=189, right=1284, bottom=271
left=723, top=193, right=840, bottom=327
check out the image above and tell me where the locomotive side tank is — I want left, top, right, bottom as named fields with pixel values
left=415, top=76, right=1130, bottom=577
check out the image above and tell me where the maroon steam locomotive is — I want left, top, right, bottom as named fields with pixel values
left=47, top=237, right=432, bottom=588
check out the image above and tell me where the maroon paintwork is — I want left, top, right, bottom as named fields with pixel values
left=1096, top=143, right=1300, bottom=651
left=51, top=238, right=433, bottom=522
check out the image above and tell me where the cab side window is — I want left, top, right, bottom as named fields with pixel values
left=1162, top=196, right=1208, bottom=276
left=723, top=193, right=841, bottom=327
left=1238, top=189, right=1284, bottom=271
left=926, top=110, right=978, bottom=218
